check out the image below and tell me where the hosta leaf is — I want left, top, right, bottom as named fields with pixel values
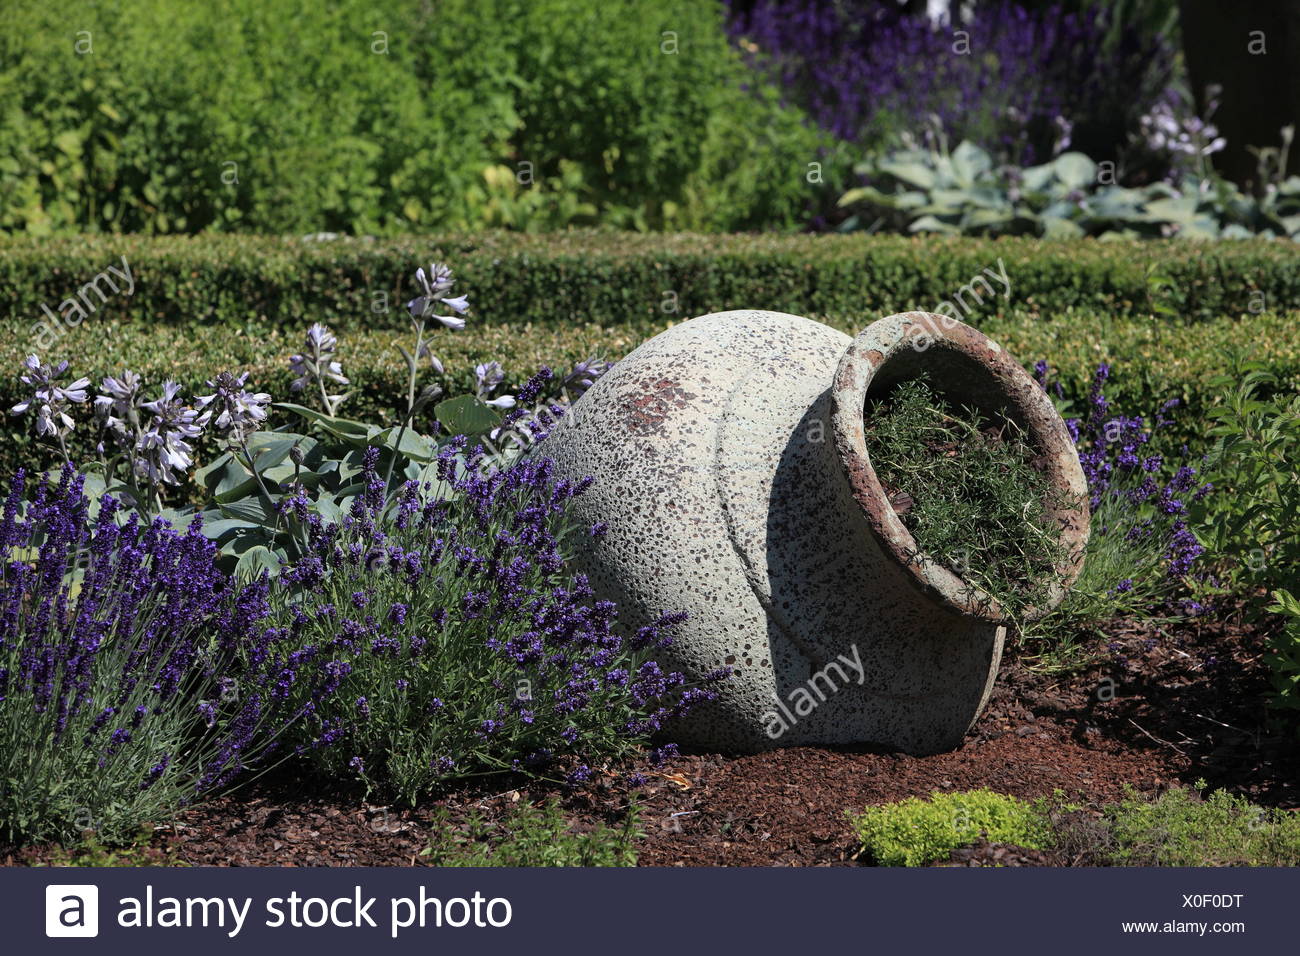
left=964, top=207, right=1014, bottom=230
left=234, top=544, right=281, bottom=581
left=313, top=493, right=343, bottom=525
left=1042, top=216, right=1086, bottom=238
left=908, top=214, right=960, bottom=235
left=950, top=141, right=992, bottom=187
left=219, top=495, right=276, bottom=523
left=1020, top=163, right=1058, bottom=193
left=1143, top=196, right=1199, bottom=223
left=878, top=160, right=937, bottom=190
left=1053, top=152, right=1096, bottom=190
left=246, top=431, right=311, bottom=472
left=373, top=425, right=438, bottom=462
left=435, top=395, right=501, bottom=436
left=196, top=516, right=260, bottom=542
left=275, top=402, right=370, bottom=436
left=838, top=185, right=897, bottom=209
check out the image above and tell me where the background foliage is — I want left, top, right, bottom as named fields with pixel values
left=0, top=0, right=834, bottom=235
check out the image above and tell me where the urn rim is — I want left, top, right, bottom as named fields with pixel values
left=831, top=311, right=1091, bottom=624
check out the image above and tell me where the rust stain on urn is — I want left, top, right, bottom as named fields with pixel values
left=623, top=378, right=698, bottom=436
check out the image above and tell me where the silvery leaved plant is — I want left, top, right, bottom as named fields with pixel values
left=8, top=261, right=615, bottom=579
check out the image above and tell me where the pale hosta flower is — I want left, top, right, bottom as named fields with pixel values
left=289, top=322, right=350, bottom=413
left=94, top=369, right=144, bottom=451
left=475, top=361, right=505, bottom=395
left=1139, top=85, right=1225, bottom=187
left=136, top=381, right=205, bottom=484
left=562, top=356, right=612, bottom=395
left=418, top=344, right=445, bottom=375
left=475, top=361, right=515, bottom=409
left=10, top=354, right=90, bottom=439
left=406, top=261, right=470, bottom=330
left=196, top=371, right=271, bottom=447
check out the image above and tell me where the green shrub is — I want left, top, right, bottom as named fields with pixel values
left=677, top=82, right=847, bottom=232
left=502, top=0, right=838, bottom=231
left=849, top=789, right=1049, bottom=866
left=2, top=233, right=1296, bottom=331
left=0, top=0, right=514, bottom=235
left=1100, top=786, right=1300, bottom=867
left=421, top=799, right=640, bottom=867
left=1192, top=363, right=1300, bottom=715
left=0, top=1, right=834, bottom=234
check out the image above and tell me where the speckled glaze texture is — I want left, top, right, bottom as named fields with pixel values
left=537, top=311, right=1089, bottom=754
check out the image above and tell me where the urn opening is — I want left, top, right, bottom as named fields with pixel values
left=831, top=312, right=1090, bottom=624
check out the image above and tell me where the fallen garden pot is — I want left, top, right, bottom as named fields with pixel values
left=538, top=311, right=1089, bottom=754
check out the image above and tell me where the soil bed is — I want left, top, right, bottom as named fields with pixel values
left=5, top=605, right=1295, bottom=867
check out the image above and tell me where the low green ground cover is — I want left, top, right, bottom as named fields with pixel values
left=851, top=786, right=1300, bottom=867
left=421, top=800, right=641, bottom=867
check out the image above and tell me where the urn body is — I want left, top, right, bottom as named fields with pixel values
left=538, top=310, right=1087, bottom=753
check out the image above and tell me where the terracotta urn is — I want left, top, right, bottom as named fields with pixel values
left=538, top=311, right=1089, bottom=754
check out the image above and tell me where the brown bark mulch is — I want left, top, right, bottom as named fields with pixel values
left=6, top=604, right=1297, bottom=867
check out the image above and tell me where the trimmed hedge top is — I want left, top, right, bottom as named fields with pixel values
left=1, top=232, right=1295, bottom=331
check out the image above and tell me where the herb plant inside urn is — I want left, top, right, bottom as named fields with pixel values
left=862, top=373, right=1082, bottom=631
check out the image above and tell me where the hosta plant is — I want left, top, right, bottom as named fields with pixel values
left=839, top=139, right=1300, bottom=239
left=9, top=261, right=612, bottom=579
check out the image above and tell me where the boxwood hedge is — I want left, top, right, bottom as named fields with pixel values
left=2, top=233, right=1297, bottom=333
left=3, top=304, right=1295, bottom=482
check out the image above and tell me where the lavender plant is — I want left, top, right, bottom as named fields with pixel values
left=1026, top=361, right=1210, bottom=662
left=0, top=467, right=314, bottom=845
left=260, top=446, right=724, bottom=803
left=727, top=0, right=1173, bottom=167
